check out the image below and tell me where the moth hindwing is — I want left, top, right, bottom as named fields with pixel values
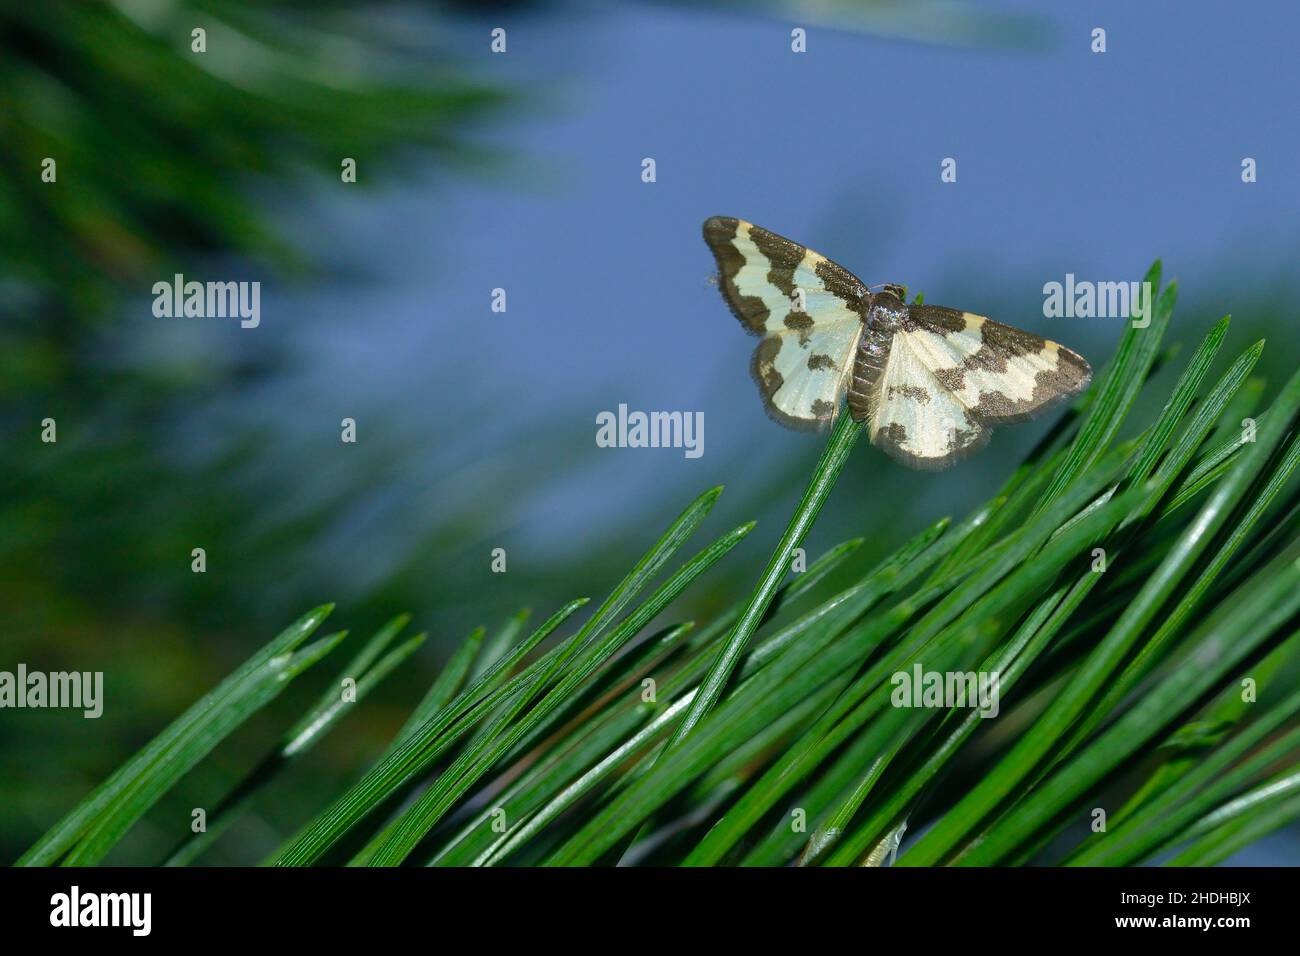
left=702, top=217, right=1093, bottom=469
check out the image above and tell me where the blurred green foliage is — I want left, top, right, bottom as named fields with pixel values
left=0, top=0, right=506, bottom=859
left=0, top=0, right=503, bottom=336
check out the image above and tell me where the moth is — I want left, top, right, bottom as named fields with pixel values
left=703, top=216, right=1092, bottom=470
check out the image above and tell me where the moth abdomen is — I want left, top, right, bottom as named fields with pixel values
left=847, top=328, right=888, bottom=423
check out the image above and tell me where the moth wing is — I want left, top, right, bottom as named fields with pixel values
left=702, top=216, right=870, bottom=338
left=903, top=306, right=1093, bottom=424
left=703, top=216, right=868, bottom=429
left=750, top=317, right=863, bottom=429
left=868, top=332, right=991, bottom=470
left=869, top=306, right=1091, bottom=469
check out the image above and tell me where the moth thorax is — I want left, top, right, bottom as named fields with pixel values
left=866, top=291, right=909, bottom=332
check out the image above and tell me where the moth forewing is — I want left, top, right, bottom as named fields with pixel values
left=702, top=216, right=869, bottom=340
left=901, top=309, right=1092, bottom=425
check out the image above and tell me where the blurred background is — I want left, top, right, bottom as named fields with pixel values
left=2, top=0, right=1298, bottom=864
